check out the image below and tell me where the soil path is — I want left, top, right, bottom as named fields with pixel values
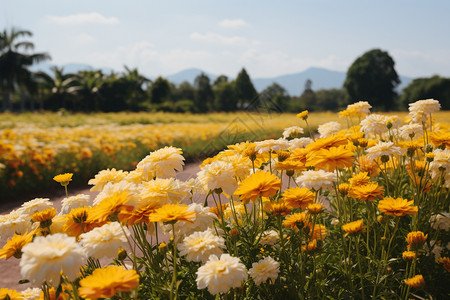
left=0, top=162, right=201, bottom=291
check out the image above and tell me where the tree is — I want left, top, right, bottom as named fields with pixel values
left=260, top=83, right=290, bottom=112
left=214, top=81, right=237, bottom=111
left=194, top=73, right=214, bottom=113
left=0, top=28, right=50, bottom=111
left=344, top=49, right=400, bottom=111
left=75, top=70, right=105, bottom=111
left=235, top=68, right=258, bottom=109
left=400, top=76, right=450, bottom=110
left=150, top=77, right=171, bottom=104
left=172, top=81, right=195, bottom=102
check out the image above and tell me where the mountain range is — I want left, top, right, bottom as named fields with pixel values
left=30, top=63, right=414, bottom=96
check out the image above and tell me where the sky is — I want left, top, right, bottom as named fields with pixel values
left=2, top=0, right=450, bottom=79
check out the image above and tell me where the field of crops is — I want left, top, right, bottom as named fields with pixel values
left=0, top=102, right=449, bottom=299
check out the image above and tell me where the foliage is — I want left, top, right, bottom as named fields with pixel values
left=400, top=75, right=450, bottom=110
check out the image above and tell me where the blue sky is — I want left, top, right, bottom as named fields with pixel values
left=2, top=0, right=450, bottom=79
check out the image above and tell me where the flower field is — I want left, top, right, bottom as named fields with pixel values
left=1, top=101, right=450, bottom=299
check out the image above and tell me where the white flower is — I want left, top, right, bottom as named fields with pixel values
left=79, top=222, right=129, bottom=259
left=20, top=233, right=86, bottom=285
left=136, top=146, right=185, bottom=179
left=259, top=230, right=279, bottom=245
left=289, top=137, right=314, bottom=150
left=254, top=138, right=289, bottom=154
left=430, top=213, right=450, bottom=232
left=179, top=230, right=226, bottom=263
left=60, top=194, right=91, bottom=215
left=347, top=101, right=372, bottom=115
left=399, top=123, right=423, bottom=140
left=366, top=141, right=403, bottom=160
left=296, top=170, right=337, bottom=191
left=196, top=254, right=248, bottom=295
left=282, top=126, right=304, bottom=139
left=409, top=110, right=428, bottom=123
left=93, top=181, right=140, bottom=206
left=318, top=122, right=341, bottom=138
left=171, top=203, right=217, bottom=238
left=17, top=198, right=53, bottom=216
left=248, top=256, right=280, bottom=285
left=360, top=114, right=389, bottom=136
left=0, top=209, right=32, bottom=238
left=197, top=161, right=238, bottom=195
left=409, top=99, right=441, bottom=114
left=88, top=168, right=128, bottom=192
left=139, top=177, right=190, bottom=207
left=20, top=287, right=41, bottom=299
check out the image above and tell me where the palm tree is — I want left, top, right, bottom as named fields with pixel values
left=75, top=70, right=105, bottom=111
left=0, top=27, right=50, bottom=111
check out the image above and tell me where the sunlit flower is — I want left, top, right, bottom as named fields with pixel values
left=0, top=288, right=22, bottom=300
left=406, top=231, right=427, bottom=250
left=430, top=130, right=450, bottom=149
left=53, top=173, right=73, bottom=186
left=93, top=181, right=139, bottom=206
left=17, top=197, right=53, bottom=216
left=0, top=209, right=32, bottom=238
left=358, top=155, right=380, bottom=176
left=283, top=126, right=304, bottom=139
left=0, top=231, right=33, bottom=260
left=63, top=206, right=105, bottom=237
left=275, top=159, right=305, bottom=172
left=404, top=274, right=425, bottom=289
left=136, top=146, right=184, bottom=179
left=349, top=172, right=370, bottom=187
left=318, top=121, right=342, bottom=138
left=399, top=123, right=424, bottom=140
left=60, top=194, right=91, bottom=215
left=171, top=203, right=217, bottom=237
left=296, top=170, right=337, bottom=191
left=78, top=265, right=139, bottom=300
left=307, top=203, right=323, bottom=214
left=338, top=183, right=351, bottom=195
left=342, top=219, right=365, bottom=237
left=30, top=207, right=56, bottom=223
left=148, top=204, right=196, bottom=224
left=179, top=230, right=226, bottom=263
left=310, top=224, right=327, bottom=240
left=366, top=141, right=403, bottom=161
left=402, top=251, right=416, bottom=261
left=196, top=254, right=248, bottom=295
left=79, top=222, right=129, bottom=259
left=248, top=256, right=280, bottom=285
left=140, top=177, right=190, bottom=207
left=360, top=114, right=388, bottom=136
left=297, top=110, right=308, bottom=120
left=20, top=287, right=41, bottom=299
left=197, top=161, right=238, bottom=195
left=264, top=201, right=290, bottom=216
left=306, top=145, right=354, bottom=171
left=88, top=168, right=128, bottom=192
left=283, top=212, right=308, bottom=229
left=289, top=137, right=314, bottom=149
left=378, top=197, right=418, bottom=216
left=254, top=138, right=289, bottom=154
left=88, top=190, right=135, bottom=223
left=20, top=233, right=86, bottom=285
left=235, top=171, right=281, bottom=202
left=409, top=99, right=441, bottom=115
left=347, top=101, right=372, bottom=115
left=282, top=187, right=315, bottom=210
left=302, top=239, right=319, bottom=252
left=259, top=230, right=279, bottom=245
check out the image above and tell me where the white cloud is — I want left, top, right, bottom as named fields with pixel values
left=45, top=12, right=119, bottom=25
left=190, top=32, right=248, bottom=45
left=218, top=18, right=248, bottom=29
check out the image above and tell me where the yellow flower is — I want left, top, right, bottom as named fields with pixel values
left=79, top=266, right=140, bottom=300
left=358, top=155, right=380, bottom=176
left=297, top=110, right=308, bottom=120
left=282, top=187, right=315, bottom=210
left=439, top=257, right=450, bottom=272
left=305, top=134, right=348, bottom=152
left=0, top=288, right=22, bottom=300
left=264, top=201, right=290, bottom=216
left=338, top=183, right=351, bottom=195
left=309, top=224, right=327, bottom=240
left=349, top=182, right=384, bottom=201
left=283, top=212, right=308, bottom=229
left=30, top=207, right=56, bottom=223
left=306, top=145, right=354, bottom=172
left=406, top=231, right=427, bottom=250
left=53, top=173, right=73, bottom=186
left=88, top=191, right=134, bottom=223
left=0, top=231, right=33, bottom=260
left=349, top=172, right=370, bottom=187
left=378, top=197, right=418, bottom=216
left=402, top=251, right=416, bottom=261
left=148, top=204, right=196, bottom=224
left=301, top=239, right=319, bottom=252
left=307, top=203, right=323, bottom=214
left=63, top=207, right=105, bottom=237
left=275, top=160, right=305, bottom=172
left=341, top=219, right=365, bottom=237
left=404, top=274, right=425, bottom=289
left=235, top=171, right=281, bottom=202
left=430, top=130, right=450, bottom=149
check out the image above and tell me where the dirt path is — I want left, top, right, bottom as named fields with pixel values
left=0, top=162, right=201, bottom=291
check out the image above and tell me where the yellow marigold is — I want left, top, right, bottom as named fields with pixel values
left=209, top=203, right=229, bottom=218
left=305, top=134, right=348, bottom=152
left=121, top=203, right=160, bottom=226
left=378, top=197, right=418, bottom=217
left=53, top=173, right=73, bottom=185
left=406, top=231, right=427, bottom=250
left=0, top=288, right=22, bottom=300
left=349, top=172, right=370, bottom=187
left=234, top=171, right=281, bottom=202
left=430, top=130, right=450, bottom=149
left=0, top=231, right=33, bottom=260
left=88, top=191, right=134, bottom=223
left=341, top=219, right=365, bottom=237
left=349, top=182, right=384, bottom=201
left=276, top=150, right=291, bottom=162
left=264, top=201, right=290, bottom=216
left=307, top=203, right=323, bottom=214
left=148, top=204, right=196, bottom=224
left=357, top=138, right=369, bottom=148
left=78, top=266, right=139, bottom=300
left=283, top=212, right=308, bottom=229
left=402, top=251, right=416, bottom=261
left=289, top=148, right=309, bottom=164
left=302, top=239, right=319, bottom=252
left=439, top=257, right=450, bottom=272
left=297, top=110, right=308, bottom=120
left=282, top=187, right=315, bottom=210
left=306, top=145, right=354, bottom=172
left=404, top=274, right=425, bottom=289
left=310, top=224, right=327, bottom=240
left=30, top=207, right=56, bottom=223
left=338, top=183, right=351, bottom=195
left=358, top=155, right=380, bottom=176
left=63, top=207, right=105, bottom=237
left=275, top=160, right=305, bottom=172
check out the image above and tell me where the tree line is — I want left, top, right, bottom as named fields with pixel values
left=1, top=27, right=449, bottom=113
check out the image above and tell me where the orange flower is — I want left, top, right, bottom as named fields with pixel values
left=283, top=212, right=308, bottom=229
left=378, top=197, right=418, bottom=217
left=302, top=239, right=319, bottom=252
left=264, top=201, right=290, bottom=216
left=402, top=251, right=416, bottom=261
left=306, top=145, right=354, bottom=171
left=349, top=182, right=384, bottom=201
left=341, top=219, right=365, bottom=237
left=404, top=274, right=425, bottom=289
left=0, top=231, right=33, bottom=260
left=358, top=155, right=380, bottom=176
left=63, top=207, right=106, bottom=237
left=148, top=204, right=196, bottom=224
left=406, top=231, right=427, bottom=250
left=439, top=257, right=450, bottom=272
left=349, top=172, right=370, bottom=187
left=307, top=203, right=323, bottom=214
left=235, top=171, right=281, bottom=202
left=309, top=224, right=327, bottom=240
left=282, top=187, right=315, bottom=210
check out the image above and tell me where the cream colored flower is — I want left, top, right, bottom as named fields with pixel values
left=137, top=146, right=185, bottom=179
left=282, top=126, right=304, bottom=139
left=20, top=233, right=86, bottom=285
left=17, top=198, right=53, bottom=216
left=93, top=181, right=140, bottom=207
left=360, top=114, right=389, bottom=136
left=254, top=138, right=289, bottom=154
left=259, top=230, right=280, bottom=246
left=318, top=122, right=341, bottom=138
left=197, top=161, right=238, bottom=195
left=19, top=288, right=41, bottom=299
left=409, top=99, right=441, bottom=114
left=399, top=123, right=423, bottom=140
left=139, top=177, right=190, bottom=208
left=366, top=141, right=403, bottom=160
left=296, top=169, right=337, bottom=191
left=0, top=209, right=31, bottom=238
left=430, top=213, right=450, bottom=232
left=60, top=194, right=91, bottom=215
left=79, top=222, right=129, bottom=259
left=248, top=256, right=280, bottom=285
left=196, top=254, right=248, bottom=295
left=171, top=203, right=217, bottom=238
left=289, top=137, right=314, bottom=149
left=88, top=168, right=128, bottom=192
left=347, top=101, right=372, bottom=115
left=179, top=230, right=226, bottom=263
